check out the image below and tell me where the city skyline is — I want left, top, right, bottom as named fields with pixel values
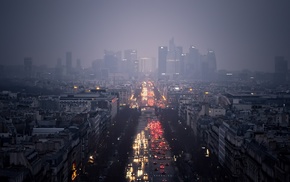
left=1, top=0, right=290, bottom=72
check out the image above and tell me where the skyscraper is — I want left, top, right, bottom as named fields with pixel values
left=179, top=53, right=186, bottom=77
left=158, top=46, right=167, bottom=78
left=139, top=57, right=155, bottom=73
left=200, top=55, right=209, bottom=81
left=207, top=50, right=217, bottom=72
left=167, top=38, right=182, bottom=79
left=103, top=50, right=121, bottom=73
left=187, top=46, right=200, bottom=79
left=133, top=60, right=139, bottom=78
left=168, top=37, right=176, bottom=60
left=207, top=50, right=217, bottom=80
left=199, top=50, right=217, bottom=81
left=124, top=49, right=137, bottom=75
left=174, top=46, right=183, bottom=75
left=92, top=59, right=103, bottom=78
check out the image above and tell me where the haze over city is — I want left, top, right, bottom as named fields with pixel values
left=1, top=0, right=290, bottom=71
left=1, top=1, right=290, bottom=182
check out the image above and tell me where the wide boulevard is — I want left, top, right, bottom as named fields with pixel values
left=84, top=80, right=229, bottom=182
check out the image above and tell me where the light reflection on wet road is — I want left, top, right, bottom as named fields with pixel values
left=125, top=111, right=176, bottom=182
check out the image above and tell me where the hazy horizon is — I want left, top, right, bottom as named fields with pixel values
left=1, top=0, right=290, bottom=72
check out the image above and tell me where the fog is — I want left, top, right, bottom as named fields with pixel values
left=1, top=0, right=290, bottom=71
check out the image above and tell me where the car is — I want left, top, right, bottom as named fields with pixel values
left=143, top=173, right=148, bottom=180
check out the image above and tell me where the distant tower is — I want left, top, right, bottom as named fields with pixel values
left=274, top=56, right=288, bottom=83
left=207, top=50, right=217, bottom=80
left=200, top=55, right=209, bottom=81
left=167, top=38, right=182, bottom=79
left=104, top=50, right=121, bottom=73
left=207, top=50, right=217, bottom=72
left=180, top=53, right=186, bottom=77
left=158, top=46, right=168, bottom=79
left=92, top=59, right=103, bottom=78
left=139, top=57, right=155, bottom=73
left=187, top=46, right=200, bottom=79
left=175, top=46, right=183, bottom=61
left=66, top=52, right=72, bottom=75
left=124, top=49, right=137, bottom=75
left=24, top=57, right=33, bottom=78
left=174, top=46, right=183, bottom=77
left=168, top=37, right=176, bottom=60
left=133, top=60, right=139, bottom=78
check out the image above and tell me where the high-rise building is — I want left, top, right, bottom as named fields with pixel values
left=167, top=38, right=182, bottom=79
left=200, top=55, right=209, bottom=81
left=187, top=46, right=200, bottom=79
left=168, top=37, right=176, bottom=60
left=92, top=59, right=103, bottom=78
left=103, top=50, right=121, bottom=73
left=166, top=59, right=176, bottom=76
left=139, top=57, right=155, bottom=73
left=174, top=46, right=183, bottom=76
left=119, top=59, right=127, bottom=74
left=274, top=56, right=288, bottom=83
left=207, top=50, right=217, bottom=72
left=124, top=49, right=137, bottom=75
left=158, top=46, right=168, bottom=78
left=24, top=57, right=33, bottom=78
left=133, top=60, right=139, bottom=78
left=175, top=46, right=183, bottom=61
left=207, top=50, right=217, bottom=80
left=200, top=50, right=217, bottom=81
left=179, top=53, right=186, bottom=77
left=66, top=52, right=72, bottom=75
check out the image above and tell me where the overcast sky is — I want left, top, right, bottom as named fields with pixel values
left=1, top=0, right=290, bottom=72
